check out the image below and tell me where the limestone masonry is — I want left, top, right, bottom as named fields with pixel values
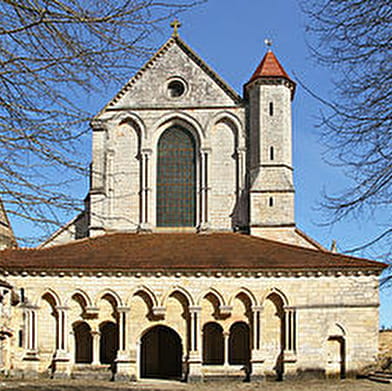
left=0, top=29, right=386, bottom=382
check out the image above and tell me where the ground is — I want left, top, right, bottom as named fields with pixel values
left=0, top=379, right=389, bottom=391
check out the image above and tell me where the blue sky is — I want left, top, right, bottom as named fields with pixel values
left=10, top=0, right=392, bottom=325
left=165, top=0, right=392, bottom=325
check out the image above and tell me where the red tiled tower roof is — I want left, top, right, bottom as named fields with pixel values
left=249, top=50, right=292, bottom=83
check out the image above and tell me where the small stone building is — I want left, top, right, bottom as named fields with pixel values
left=0, top=28, right=386, bottom=381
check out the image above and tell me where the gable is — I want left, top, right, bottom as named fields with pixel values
left=95, top=37, right=242, bottom=118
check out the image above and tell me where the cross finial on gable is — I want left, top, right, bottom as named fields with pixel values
left=264, top=38, right=273, bottom=51
left=170, top=18, right=182, bottom=37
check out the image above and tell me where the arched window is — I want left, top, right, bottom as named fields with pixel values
left=74, top=322, right=93, bottom=364
left=203, top=322, right=224, bottom=365
left=229, top=322, right=250, bottom=365
left=157, top=126, right=196, bottom=227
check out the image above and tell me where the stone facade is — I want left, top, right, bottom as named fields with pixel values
left=0, top=271, right=381, bottom=380
left=0, top=31, right=385, bottom=381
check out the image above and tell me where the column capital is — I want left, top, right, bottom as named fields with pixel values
left=152, top=306, right=166, bottom=317
left=200, top=147, right=212, bottom=154
left=117, top=306, right=130, bottom=313
left=55, top=306, right=70, bottom=311
left=237, top=146, right=247, bottom=153
left=141, top=148, right=153, bottom=156
left=284, top=306, right=296, bottom=311
left=219, top=305, right=232, bottom=317
left=252, top=305, right=264, bottom=312
left=189, top=306, right=202, bottom=314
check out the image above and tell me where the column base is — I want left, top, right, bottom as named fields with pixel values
left=23, top=350, right=39, bottom=361
left=115, top=351, right=135, bottom=381
left=137, top=223, right=152, bottom=233
left=52, top=352, right=71, bottom=378
left=187, top=353, right=203, bottom=382
left=22, top=352, right=40, bottom=377
left=197, top=223, right=210, bottom=233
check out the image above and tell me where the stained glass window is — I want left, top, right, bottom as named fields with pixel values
left=157, top=126, right=196, bottom=227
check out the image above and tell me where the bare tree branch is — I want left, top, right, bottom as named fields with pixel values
left=300, top=0, right=392, bottom=258
left=0, top=0, right=205, bottom=245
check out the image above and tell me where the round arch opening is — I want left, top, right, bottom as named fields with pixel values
left=140, top=325, right=183, bottom=380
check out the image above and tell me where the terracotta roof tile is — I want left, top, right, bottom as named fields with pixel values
left=249, top=50, right=292, bottom=83
left=0, top=233, right=386, bottom=272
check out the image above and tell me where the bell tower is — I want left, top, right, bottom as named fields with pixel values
left=245, top=47, right=296, bottom=239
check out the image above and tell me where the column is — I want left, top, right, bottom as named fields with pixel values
left=91, top=330, right=101, bottom=365
left=199, top=148, right=210, bottom=231
left=237, top=146, right=246, bottom=192
left=250, top=306, right=264, bottom=380
left=188, top=306, right=202, bottom=381
left=223, top=331, right=230, bottom=367
left=139, top=148, right=152, bottom=231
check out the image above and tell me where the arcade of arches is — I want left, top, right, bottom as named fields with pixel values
left=18, top=286, right=301, bottom=381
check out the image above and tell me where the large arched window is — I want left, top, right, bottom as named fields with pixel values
left=157, top=126, right=196, bottom=227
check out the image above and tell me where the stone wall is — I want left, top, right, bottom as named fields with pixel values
left=4, top=272, right=379, bottom=380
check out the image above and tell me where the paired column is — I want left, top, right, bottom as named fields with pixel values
left=55, top=306, right=69, bottom=353
left=91, top=330, right=101, bottom=365
left=140, top=148, right=152, bottom=230
left=284, top=307, right=297, bottom=353
left=24, top=306, right=38, bottom=354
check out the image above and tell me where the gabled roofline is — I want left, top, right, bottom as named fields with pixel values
left=93, top=35, right=242, bottom=121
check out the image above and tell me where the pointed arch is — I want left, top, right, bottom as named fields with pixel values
left=127, top=285, right=159, bottom=308
left=111, top=112, right=146, bottom=140
left=261, top=288, right=289, bottom=307
left=328, top=323, right=346, bottom=337
left=228, top=288, right=258, bottom=307
left=161, top=286, right=195, bottom=307
left=65, top=289, right=92, bottom=307
left=152, top=112, right=205, bottom=145
left=207, top=111, right=244, bottom=147
left=197, top=287, right=226, bottom=307
left=94, top=289, right=123, bottom=308
left=35, top=288, right=62, bottom=307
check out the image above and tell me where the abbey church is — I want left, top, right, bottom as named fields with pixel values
left=0, top=26, right=385, bottom=381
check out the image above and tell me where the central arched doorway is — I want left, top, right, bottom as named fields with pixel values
left=140, top=325, right=182, bottom=380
